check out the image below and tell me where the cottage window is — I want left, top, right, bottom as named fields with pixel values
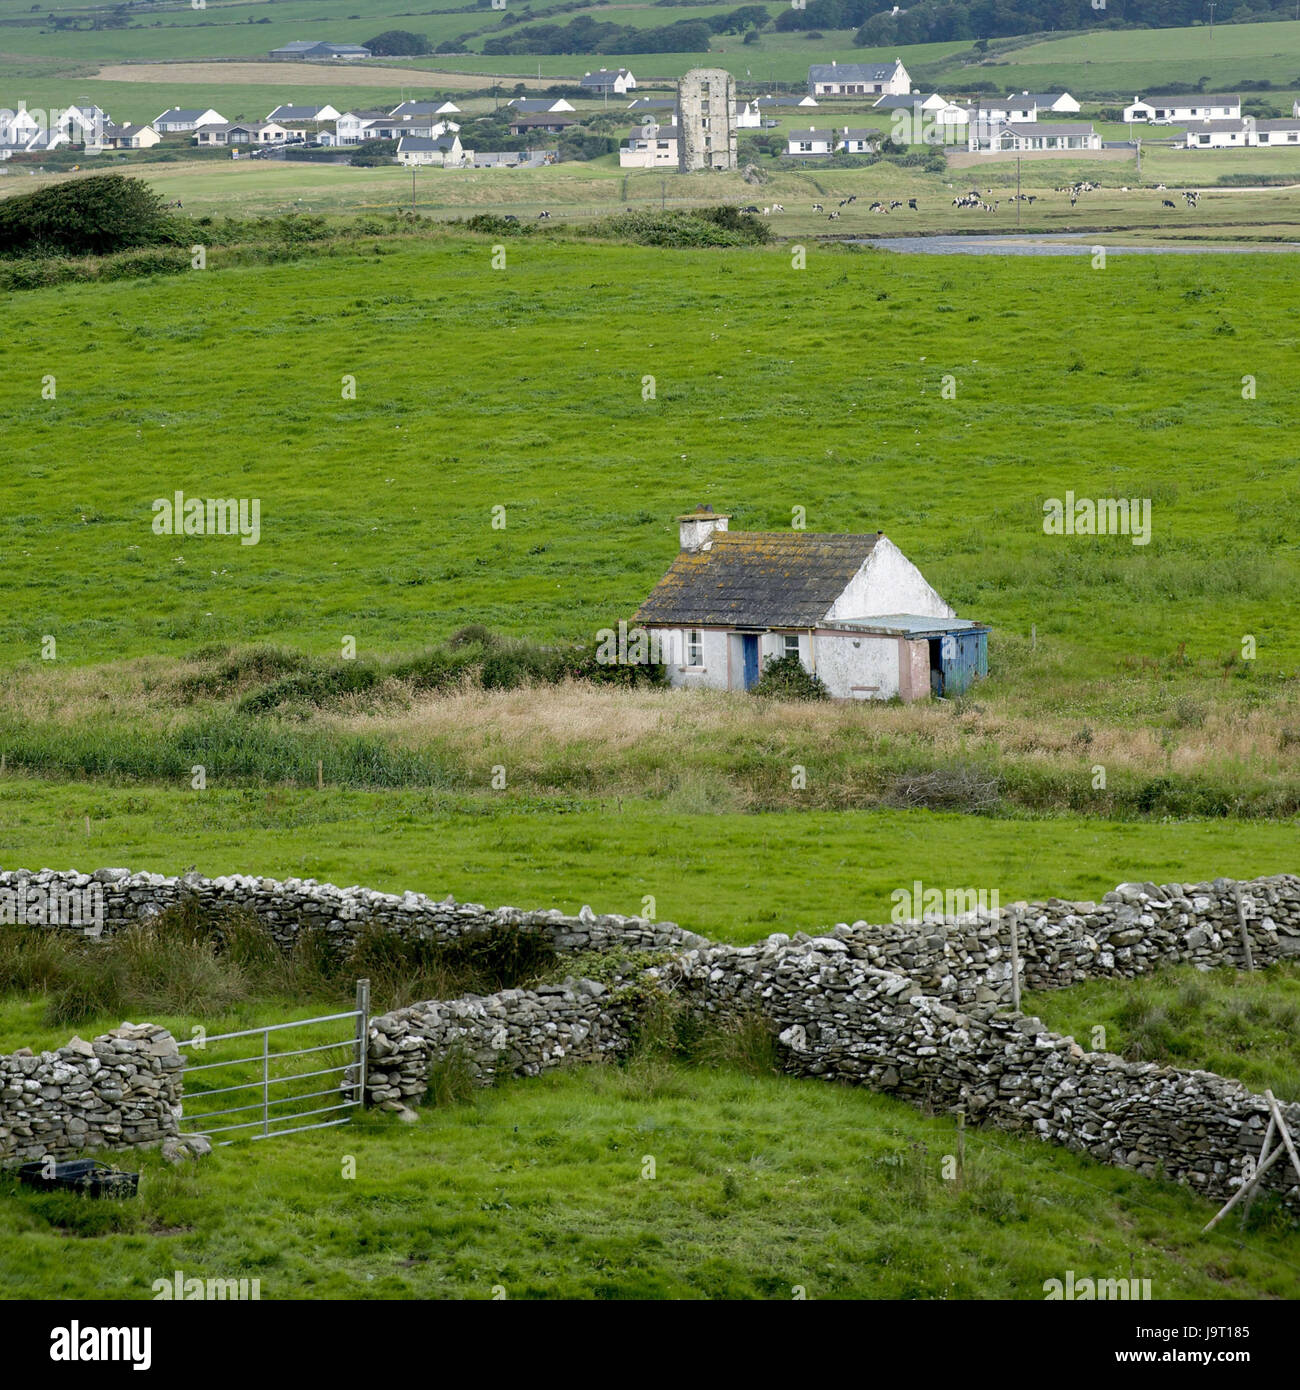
left=783, top=634, right=801, bottom=660
left=686, top=630, right=704, bottom=667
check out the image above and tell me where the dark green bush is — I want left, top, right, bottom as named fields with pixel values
left=0, top=174, right=182, bottom=258
left=752, top=652, right=829, bottom=701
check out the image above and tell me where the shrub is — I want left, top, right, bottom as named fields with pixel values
left=752, top=652, right=829, bottom=701
left=0, top=174, right=181, bottom=258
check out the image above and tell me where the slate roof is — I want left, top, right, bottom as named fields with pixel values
left=626, top=124, right=680, bottom=139
left=635, top=532, right=883, bottom=629
left=809, top=62, right=900, bottom=83
left=397, top=135, right=458, bottom=151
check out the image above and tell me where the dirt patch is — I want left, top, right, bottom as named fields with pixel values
left=92, top=61, right=554, bottom=90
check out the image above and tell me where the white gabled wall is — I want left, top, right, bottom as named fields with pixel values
left=825, top=535, right=954, bottom=621
left=812, top=632, right=900, bottom=699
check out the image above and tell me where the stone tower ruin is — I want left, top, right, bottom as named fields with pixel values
left=677, top=67, right=737, bottom=172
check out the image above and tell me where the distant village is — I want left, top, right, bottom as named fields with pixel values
left=2, top=50, right=1297, bottom=171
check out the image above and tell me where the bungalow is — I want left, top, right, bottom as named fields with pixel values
left=396, top=134, right=468, bottom=167
left=1185, top=116, right=1300, bottom=148
left=193, top=121, right=289, bottom=146
left=1253, top=117, right=1300, bottom=146
left=154, top=107, right=226, bottom=133
left=55, top=104, right=109, bottom=142
left=969, top=120, right=1100, bottom=154
left=390, top=99, right=462, bottom=118
left=98, top=121, right=161, bottom=150
left=734, top=99, right=762, bottom=129
left=266, top=103, right=341, bottom=125
left=581, top=68, right=635, bottom=95
left=269, top=40, right=372, bottom=60
left=1123, top=94, right=1240, bottom=123
left=873, top=92, right=968, bottom=143
left=619, top=122, right=679, bottom=167
left=966, top=94, right=1036, bottom=123
left=1015, top=90, right=1080, bottom=114
left=808, top=59, right=910, bottom=97
left=755, top=94, right=817, bottom=109
left=509, top=98, right=575, bottom=114
left=785, top=126, right=833, bottom=158
left=508, top=113, right=578, bottom=135
left=634, top=509, right=987, bottom=701
left=838, top=126, right=883, bottom=154
left=1184, top=117, right=1252, bottom=148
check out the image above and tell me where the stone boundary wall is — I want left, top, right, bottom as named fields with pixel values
left=0, top=867, right=709, bottom=956
left=790, top=875, right=1300, bottom=1010
left=366, top=978, right=634, bottom=1108
left=0, top=1024, right=183, bottom=1166
left=658, top=937, right=1300, bottom=1211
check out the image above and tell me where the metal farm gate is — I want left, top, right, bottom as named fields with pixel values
left=176, top=980, right=369, bottom=1145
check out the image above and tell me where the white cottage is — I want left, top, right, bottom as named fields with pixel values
left=635, top=509, right=988, bottom=701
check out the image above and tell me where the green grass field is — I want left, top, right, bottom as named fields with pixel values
left=2, top=1049, right=1298, bottom=1299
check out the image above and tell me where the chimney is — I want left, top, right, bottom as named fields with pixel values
left=678, top=505, right=730, bottom=553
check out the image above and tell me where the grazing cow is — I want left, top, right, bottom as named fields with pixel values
left=537, top=210, right=551, bottom=219
left=741, top=205, right=761, bottom=213
left=1156, top=183, right=1167, bottom=191
left=827, top=210, right=841, bottom=220
left=908, top=198, right=918, bottom=210
left=847, top=195, right=857, bottom=204
left=1162, top=199, right=1176, bottom=208
left=771, top=203, right=784, bottom=212
left=812, top=203, right=823, bottom=212
left=503, top=214, right=519, bottom=223
left=838, top=198, right=849, bottom=207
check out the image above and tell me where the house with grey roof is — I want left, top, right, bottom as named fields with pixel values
left=1124, top=93, right=1240, bottom=123
left=968, top=120, right=1100, bottom=154
left=1012, top=90, right=1079, bottom=113
left=396, top=133, right=469, bottom=167
left=390, top=99, right=462, bottom=118
left=620, top=122, right=679, bottom=167
left=98, top=121, right=161, bottom=150
left=634, top=509, right=986, bottom=700
left=193, top=121, right=290, bottom=147
left=508, top=112, right=578, bottom=135
left=786, top=126, right=834, bottom=158
left=267, top=103, right=341, bottom=125
left=509, top=98, right=575, bottom=114
left=581, top=68, right=636, bottom=95
left=154, top=106, right=226, bottom=133
left=808, top=59, right=909, bottom=97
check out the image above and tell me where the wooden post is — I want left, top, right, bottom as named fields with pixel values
left=1031, top=623, right=1036, bottom=652
left=0, top=753, right=6, bottom=775
left=1236, top=884, right=1256, bottom=972
left=316, top=759, right=324, bottom=791
left=1009, top=908, right=1022, bottom=1012
left=1204, top=1094, right=1300, bottom=1233
left=84, top=814, right=90, bottom=837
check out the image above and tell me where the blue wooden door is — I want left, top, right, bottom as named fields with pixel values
left=742, top=634, right=760, bottom=689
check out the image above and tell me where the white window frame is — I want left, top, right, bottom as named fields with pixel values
left=685, top=629, right=704, bottom=668
left=783, top=634, right=801, bottom=660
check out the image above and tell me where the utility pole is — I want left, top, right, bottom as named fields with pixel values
left=1136, top=135, right=1142, bottom=179
left=1207, top=1, right=1216, bottom=39
left=411, top=164, right=416, bottom=215
left=1016, top=154, right=1021, bottom=228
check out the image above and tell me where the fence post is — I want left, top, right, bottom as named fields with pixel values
left=1236, top=884, right=1256, bottom=972
left=355, top=978, right=370, bottom=1108
left=262, top=1028, right=270, bottom=1137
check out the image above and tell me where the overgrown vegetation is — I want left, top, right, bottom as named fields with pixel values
left=753, top=652, right=829, bottom=702
left=0, top=902, right=557, bottom=1028
left=0, top=174, right=181, bottom=258
left=584, top=206, right=774, bottom=247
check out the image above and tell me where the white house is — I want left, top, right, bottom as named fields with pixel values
left=620, top=122, right=679, bottom=167
left=785, top=126, right=834, bottom=157
left=0, top=104, right=43, bottom=144
left=838, top=126, right=883, bottom=154
left=969, top=120, right=1100, bottom=154
left=1124, top=94, right=1240, bottom=123
left=266, top=103, right=341, bottom=125
left=193, top=121, right=289, bottom=146
left=967, top=94, right=1036, bottom=123
left=582, top=68, right=635, bottom=95
left=396, top=134, right=468, bottom=167
left=756, top=94, right=818, bottom=109
left=1185, top=116, right=1300, bottom=148
left=808, top=59, right=910, bottom=97
left=634, top=509, right=987, bottom=701
left=390, top=99, right=462, bottom=118
left=874, top=92, right=968, bottom=143
left=98, top=121, right=161, bottom=150
left=734, top=100, right=762, bottom=128
left=363, top=114, right=460, bottom=140
left=1016, top=90, right=1079, bottom=113
left=154, top=107, right=226, bottom=133
left=329, top=109, right=389, bottom=144
left=1184, top=117, right=1251, bottom=148
left=509, top=97, right=575, bottom=114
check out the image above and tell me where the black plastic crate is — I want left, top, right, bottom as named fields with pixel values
left=17, top=1158, right=140, bottom=1198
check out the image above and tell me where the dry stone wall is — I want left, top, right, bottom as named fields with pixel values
left=0, top=1024, right=183, bottom=1166
left=657, top=937, right=1300, bottom=1211
left=0, top=866, right=708, bottom=955
left=366, top=978, right=635, bottom=1107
